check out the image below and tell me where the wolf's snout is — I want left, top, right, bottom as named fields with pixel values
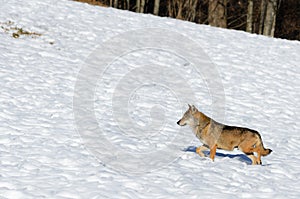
left=177, top=120, right=181, bottom=125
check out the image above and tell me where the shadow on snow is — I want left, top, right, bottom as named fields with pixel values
left=183, top=146, right=253, bottom=165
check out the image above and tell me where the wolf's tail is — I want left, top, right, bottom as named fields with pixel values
left=258, top=138, right=272, bottom=156
left=261, top=147, right=272, bottom=156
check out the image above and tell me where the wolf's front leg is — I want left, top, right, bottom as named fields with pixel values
left=196, top=145, right=208, bottom=157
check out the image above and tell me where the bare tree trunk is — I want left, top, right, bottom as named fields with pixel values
left=263, top=0, right=278, bottom=36
left=191, top=0, right=198, bottom=22
left=271, top=0, right=278, bottom=37
left=127, top=0, right=130, bottom=10
left=263, top=0, right=273, bottom=35
left=176, top=0, right=183, bottom=19
left=185, top=0, right=198, bottom=22
left=270, top=0, right=278, bottom=37
left=168, top=0, right=173, bottom=17
left=153, top=0, right=160, bottom=15
left=114, top=0, right=118, bottom=8
left=110, top=0, right=113, bottom=7
left=246, top=0, right=254, bottom=33
left=208, top=0, right=227, bottom=28
left=168, top=0, right=182, bottom=19
left=259, top=0, right=267, bottom=34
left=139, top=0, right=145, bottom=13
left=136, top=0, right=140, bottom=12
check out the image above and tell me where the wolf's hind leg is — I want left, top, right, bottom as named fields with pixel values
left=196, top=145, right=208, bottom=157
left=255, top=149, right=262, bottom=165
left=209, top=144, right=217, bottom=161
left=239, top=141, right=262, bottom=165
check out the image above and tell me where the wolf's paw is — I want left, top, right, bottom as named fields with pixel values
left=252, top=160, right=262, bottom=165
left=197, top=152, right=206, bottom=157
left=257, top=160, right=262, bottom=165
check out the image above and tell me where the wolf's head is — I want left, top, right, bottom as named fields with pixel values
left=177, top=104, right=198, bottom=126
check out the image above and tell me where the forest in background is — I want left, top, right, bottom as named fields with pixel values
left=75, top=0, right=299, bottom=41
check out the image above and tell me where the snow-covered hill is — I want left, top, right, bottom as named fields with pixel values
left=0, top=0, right=300, bottom=198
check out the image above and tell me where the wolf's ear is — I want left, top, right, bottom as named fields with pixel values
left=188, top=104, right=191, bottom=109
left=191, top=105, right=197, bottom=113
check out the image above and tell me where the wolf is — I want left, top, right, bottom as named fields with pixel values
left=177, top=105, right=272, bottom=165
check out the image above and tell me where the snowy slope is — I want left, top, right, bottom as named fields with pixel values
left=0, top=0, right=300, bottom=198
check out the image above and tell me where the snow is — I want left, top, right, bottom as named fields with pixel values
left=0, top=0, right=300, bottom=198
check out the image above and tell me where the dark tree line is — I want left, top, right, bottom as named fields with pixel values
left=76, top=0, right=300, bottom=40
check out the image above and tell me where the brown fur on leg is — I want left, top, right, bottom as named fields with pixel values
left=255, top=149, right=262, bottom=165
left=209, top=144, right=217, bottom=161
left=196, top=145, right=208, bottom=157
